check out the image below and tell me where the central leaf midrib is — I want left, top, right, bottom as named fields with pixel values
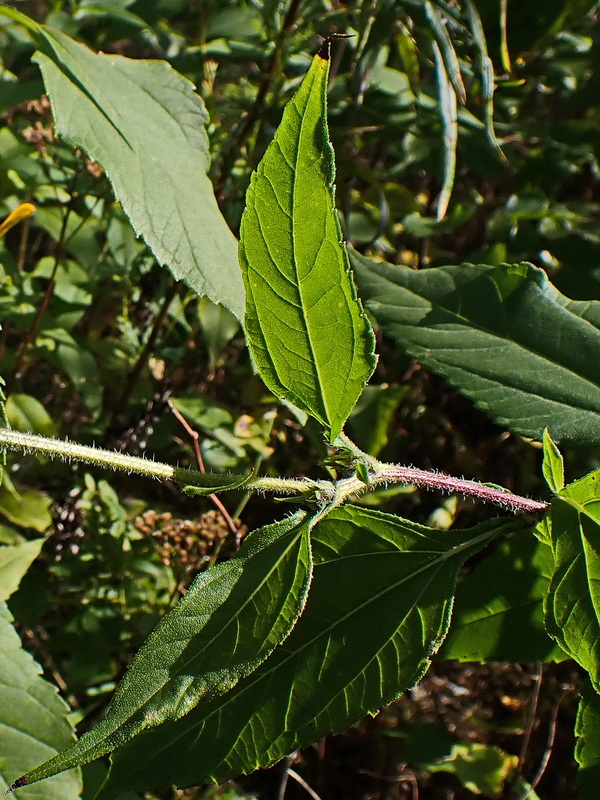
left=289, top=76, right=332, bottom=427
left=130, top=528, right=496, bottom=769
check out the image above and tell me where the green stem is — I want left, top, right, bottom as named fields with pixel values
left=0, top=429, right=549, bottom=514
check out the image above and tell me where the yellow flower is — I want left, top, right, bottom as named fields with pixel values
left=0, top=203, right=35, bottom=238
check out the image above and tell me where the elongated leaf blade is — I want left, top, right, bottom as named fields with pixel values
left=351, top=252, right=600, bottom=445
left=15, top=512, right=313, bottom=789
left=96, top=507, right=510, bottom=798
left=431, top=39, right=457, bottom=221
left=239, top=48, right=376, bottom=440
left=545, top=470, right=600, bottom=690
left=0, top=602, right=81, bottom=800
left=576, top=678, right=600, bottom=798
left=33, top=27, right=244, bottom=318
left=440, top=533, right=566, bottom=663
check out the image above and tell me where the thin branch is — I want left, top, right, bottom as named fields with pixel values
left=287, top=768, right=323, bottom=800
left=167, top=398, right=238, bottom=535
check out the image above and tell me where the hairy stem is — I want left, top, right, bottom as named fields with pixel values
left=0, top=428, right=550, bottom=514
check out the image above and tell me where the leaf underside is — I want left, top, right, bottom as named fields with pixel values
left=34, top=26, right=244, bottom=318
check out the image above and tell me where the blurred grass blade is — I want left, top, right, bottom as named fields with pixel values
left=499, top=0, right=511, bottom=73
left=239, top=44, right=376, bottom=440
left=425, top=1, right=466, bottom=105
left=396, top=22, right=420, bottom=96
left=431, top=40, right=457, bottom=221
left=12, top=512, right=313, bottom=789
left=464, top=0, right=503, bottom=156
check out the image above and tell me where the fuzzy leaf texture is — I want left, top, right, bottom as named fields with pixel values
left=351, top=253, right=600, bottom=445
left=239, top=46, right=376, bottom=441
left=31, top=24, right=244, bottom=318
left=545, top=470, right=600, bottom=691
left=95, top=506, right=511, bottom=798
left=0, top=602, right=81, bottom=800
left=14, top=512, right=313, bottom=789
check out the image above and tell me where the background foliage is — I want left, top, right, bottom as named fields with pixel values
left=2, top=0, right=600, bottom=798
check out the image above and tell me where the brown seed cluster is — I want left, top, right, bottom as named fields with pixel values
left=135, top=509, right=245, bottom=570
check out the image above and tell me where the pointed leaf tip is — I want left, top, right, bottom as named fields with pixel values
left=240, top=49, right=376, bottom=440
left=6, top=775, right=28, bottom=794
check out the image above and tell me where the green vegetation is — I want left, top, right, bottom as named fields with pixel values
left=1, top=2, right=600, bottom=798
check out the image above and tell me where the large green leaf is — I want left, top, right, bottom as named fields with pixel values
left=351, top=253, right=600, bottom=446
left=17, top=512, right=313, bottom=788
left=440, top=533, right=566, bottom=663
left=95, top=506, right=509, bottom=798
left=576, top=678, right=600, bottom=799
left=30, top=24, right=244, bottom=318
left=239, top=46, right=376, bottom=441
left=0, top=601, right=81, bottom=800
left=0, top=537, right=44, bottom=601
left=545, top=469, right=600, bottom=690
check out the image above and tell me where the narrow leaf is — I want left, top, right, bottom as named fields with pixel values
left=545, top=471, right=600, bottom=690
left=32, top=26, right=244, bottom=318
left=440, top=533, right=566, bottom=663
left=431, top=39, right=458, bottom=221
left=96, top=507, right=510, bottom=798
left=424, top=1, right=466, bottom=105
left=239, top=45, right=376, bottom=441
left=16, top=512, right=313, bottom=788
left=0, top=602, right=81, bottom=800
left=351, top=253, right=600, bottom=446
left=576, top=678, right=600, bottom=799
left=542, top=428, right=565, bottom=493
left=464, top=0, right=503, bottom=156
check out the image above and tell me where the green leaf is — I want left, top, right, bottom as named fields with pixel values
left=239, top=48, right=376, bottom=441
left=576, top=678, right=600, bottom=799
left=464, top=0, right=502, bottom=156
left=545, top=470, right=600, bottom=690
left=351, top=253, right=600, bottom=446
left=0, top=601, right=81, bottom=800
left=178, top=472, right=250, bottom=496
left=0, top=537, right=44, bottom=601
left=0, top=484, right=52, bottom=531
left=542, top=427, right=565, bottom=493
left=5, top=393, right=55, bottom=437
left=427, top=742, right=517, bottom=797
left=430, top=39, right=457, bottom=220
left=31, top=26, right=244, bottom=318
left=18, top=512, right=313, bottom=788
left=424, top=1, right=466, bottom=106
left=96, top=506, right=509, bottom=798
left=439, top=533, right=566, bottom=663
